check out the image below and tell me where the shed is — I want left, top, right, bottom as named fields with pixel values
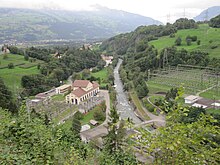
left=184, top=95, right=200, bottom=104
left=192, top=103, right=207, bottom=109
left=90, top=119, right=98, bottom=126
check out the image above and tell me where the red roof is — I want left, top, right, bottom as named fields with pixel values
left=72, top=88, right=87, bottom=97
left=73, top=80, right=90, bottom=88
left=93, top=81, right=99, bottom=88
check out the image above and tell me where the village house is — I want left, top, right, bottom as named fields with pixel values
left=101, top=54, right=113, bottom=67
left=66, top=80, right=99, bottom=105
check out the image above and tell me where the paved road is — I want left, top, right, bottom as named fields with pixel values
left=114, top=59, right=142, bottom=124
left=99, top=90, right=111, bottom=125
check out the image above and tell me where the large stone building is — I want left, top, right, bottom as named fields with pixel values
left=66, top=80, right=99, bottom=105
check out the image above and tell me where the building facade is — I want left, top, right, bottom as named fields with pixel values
left=66, top=80, right=99, bottom=105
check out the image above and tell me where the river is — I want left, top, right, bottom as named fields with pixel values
left=114, top=59, right=142, bottom=124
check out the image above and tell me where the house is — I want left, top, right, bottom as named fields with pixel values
left=66, top=80, right=99, bottom=105
left=55, top=84, right=71, bottom=95
left=184, top=95, right=200, bottom=104
left=101, top=55, right=113, bottom=67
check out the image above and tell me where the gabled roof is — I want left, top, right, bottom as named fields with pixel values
left=73, top=80, right=90, bottom=88
left=72, top=88, right=87, bottom=97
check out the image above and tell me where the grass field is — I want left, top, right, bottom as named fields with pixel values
left=149, top=24, right=220, bottom=58
left=0, top=53, right=43, bottom=68
left=91, top=68, right=108, bottom=87
left=206, top=108, right=220, bottom=115
left=0, top=54, right=43, bottom=91
left=0, top=66, right=39, bottom=91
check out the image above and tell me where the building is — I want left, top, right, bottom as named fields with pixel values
left=66, top=80, right=99, bottom=105
left=55, top=84, right=71, bottom=95
left=101, top=54, right=113, bottom=67
left=184, top=95, right=200, bottom=104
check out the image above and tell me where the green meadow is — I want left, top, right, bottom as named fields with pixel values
left=150, top=24, right=220, bottom=58
left=0, top=54, right=42, bottom=91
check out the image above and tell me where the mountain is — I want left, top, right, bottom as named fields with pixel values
left=0, top=6, right=162, bottom=44
left=194, top=6, right=220, bottom=21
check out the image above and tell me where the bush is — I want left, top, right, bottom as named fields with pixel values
left=211, top=45, right=218, bottom=49
left=197, top=40, right=201, bottom=45
left=175, top=37, right=182, bottom=46
left=74, top=111, right=83, bottom=120
left=8, top=63, right=14, bottom=69
left=186, top=38, right=192, bottom=46
left=93, top=110, right=105, bottom=121
left=24, top=55, right=29, bottom=61
left=191, top=36, right=197, bottom=42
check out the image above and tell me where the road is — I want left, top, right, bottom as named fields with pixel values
left=99, top=90, right=111, bottom=125
left=114, top=59, right=142, bottom=124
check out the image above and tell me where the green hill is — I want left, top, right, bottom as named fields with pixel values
left=0, top=54, right=43, bottom=90
left=149, top=24, right=220, bottom=58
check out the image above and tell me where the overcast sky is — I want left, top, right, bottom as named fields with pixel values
left=1, top=0, right=219, bottom=23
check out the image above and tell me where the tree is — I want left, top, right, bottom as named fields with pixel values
left=136, top=89, right=220, bottom=164
left=209, top=14, right=220, bottom=28
left=175, top=37, right=182, bottom=46
left=186, top=38, right=192, bottom=46
left=71, top=115, right=81, bottom=138
left=0, top=78, right=17, bottom=113
left=24, top=54, right=29, bottom=61
left=93, top=109, right=105, bottom=121
left=165, top=87, right=178, bottom=101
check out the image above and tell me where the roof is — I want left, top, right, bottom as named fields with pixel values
left=80, top=125, right=108, bottom=140
left=56, top=84, right=71, bottom=90
left=72, top=88, right=87, bottom=97
left=185, top=95, right=199, bottom=101
left=192, top=103, right=207, bottom=109
left=73, top=80, right=90, bottom=88
left=35, top=93, right=47, bottom=98
left=90, top=119, right=98, bottom=125
left=92, top=81, right=99, bottom=88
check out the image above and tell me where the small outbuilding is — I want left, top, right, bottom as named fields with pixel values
left=90, top=119, right=98, bottom=126
left=192, top=103, right=207, bottom=109
left=184, top=95, right=200, bottom=104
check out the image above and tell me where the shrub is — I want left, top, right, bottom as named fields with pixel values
left=211, top=45, right=218, bottom=49
left=8, top=63, right=14, bottom=69
left=74, top=111, right=83, bottom=120
left=197, top=40, right=201, bottom=45
left=175, top=37, right=182, bottom=46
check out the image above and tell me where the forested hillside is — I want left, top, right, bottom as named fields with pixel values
left=0, top=7, right=162, bottom=43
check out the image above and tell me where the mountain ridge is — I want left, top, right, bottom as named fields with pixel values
left=0, top=7, right=162, bottom=44
left=194, top=6, right=220, bottom=21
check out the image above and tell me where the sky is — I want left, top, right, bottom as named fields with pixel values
left=1, top=0, right=220, bottom=23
